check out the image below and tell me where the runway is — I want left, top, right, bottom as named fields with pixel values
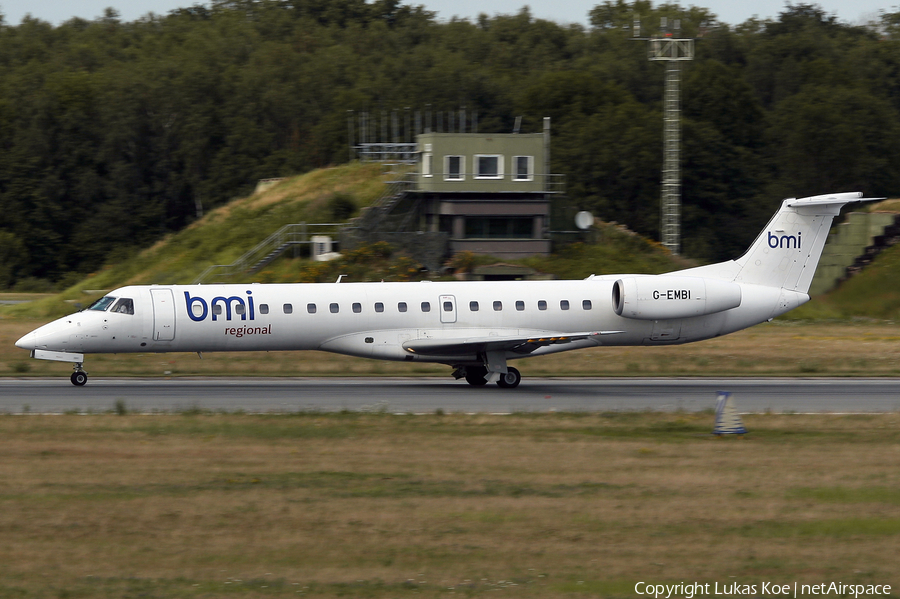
left=1, top=377, right=899, bottom=414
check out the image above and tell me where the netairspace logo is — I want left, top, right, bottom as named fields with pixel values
left=634, top=582, right=892, bottom=599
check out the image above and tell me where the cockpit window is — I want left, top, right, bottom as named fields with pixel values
left=111, top=298, right=134, bottom=315
left=87, top=296, right=117, bottom=311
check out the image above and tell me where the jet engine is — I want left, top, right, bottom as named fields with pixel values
left=612, top=276, right=742, bottom=320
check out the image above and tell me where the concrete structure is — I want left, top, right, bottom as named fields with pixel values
left=809, top=212, right=899, bottom=295
left=411, top=130, right=563, bottom=259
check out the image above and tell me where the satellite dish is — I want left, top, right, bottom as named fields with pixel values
left=575, top=211, right=594, bottom=230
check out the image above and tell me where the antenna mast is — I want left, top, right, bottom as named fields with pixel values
left=639, top=17, right=694, bottom=255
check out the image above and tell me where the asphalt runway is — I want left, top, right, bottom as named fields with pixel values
left=1, top=377, right=899, bottom=414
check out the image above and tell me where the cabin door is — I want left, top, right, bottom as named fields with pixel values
left=439, top=295, right=457, bottom=324
left=150, top=288, right=176, bottom=341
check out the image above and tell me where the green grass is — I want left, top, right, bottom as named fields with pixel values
left=1, top=412, right=900, bottom=598
left=740, top=518, right=900, bottom=538
left=521, top=228, right=693, bottom=278
left=788, top=486, right=900, bottom=505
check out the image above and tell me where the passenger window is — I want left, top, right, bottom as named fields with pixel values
left=283, top=303, right=293, bottom=314
left=583, top=300, right=592, bottom=310
left=352, top=302, right=362, bottom=313
left=259, top=304, right=269, bottom=315
left=470, top=301, right=479, bottom=311
left=112, top=298, right=134, bottom=315
left=307, top=303, right=316, bottom=314
left=398, top=302, right=408, bottom=313
left=443, top=301, right=453, bottom=312
left=560, top=300, right=569, bottom=310
left=375, top=302, right=384, bottom=313
left=235, top=304, right=246, bottom=315
left=213, top=305, right=223, bottom=315
left=538, top=300, right=547, bottom=311
left=421, top=301, right=431, bottom=312
left=493, top=301, right=502, bottom=311
left=191, top=303, right=205, bottom=318
left=515, top=300, right=525, bottom=311
left=330, top=303, right=339, bottom=314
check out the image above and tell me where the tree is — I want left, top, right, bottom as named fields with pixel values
left=765, top=85, right=900, bottom=199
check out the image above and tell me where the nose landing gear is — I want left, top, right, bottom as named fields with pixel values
left=70, top=364, right=88, bottom=386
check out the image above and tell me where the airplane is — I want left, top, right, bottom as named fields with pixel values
left=15, top=192, right=878, bottom=387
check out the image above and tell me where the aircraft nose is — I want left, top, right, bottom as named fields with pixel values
left=15, top=331, right=36, bottom=350
left=15, top=319, right=74, bottom=352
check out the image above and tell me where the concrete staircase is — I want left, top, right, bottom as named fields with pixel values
left=344, top=170, right=417, bottom=235
left=192, top=222, right=343, bottom=284
left=192, top=169, right=424, bottom=284
left=809, top=212, right=900, bottom=295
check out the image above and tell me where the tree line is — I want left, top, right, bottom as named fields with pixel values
left=2, top=0, right=900, bottom=287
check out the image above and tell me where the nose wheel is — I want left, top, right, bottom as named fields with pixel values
left=70, top=364, right=88, bottom=386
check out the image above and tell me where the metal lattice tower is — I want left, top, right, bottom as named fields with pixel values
left=648, top=36, right=694, bottom=255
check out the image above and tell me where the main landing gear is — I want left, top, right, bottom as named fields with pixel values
left=497, top=367, right=521, bottom=389
left=70, top=364, right=88, bottom=386
left=457, top=365, right=522, bottom=388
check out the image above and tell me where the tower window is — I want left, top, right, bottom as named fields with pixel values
left=475, top=154, right=503, bottom=179
left=513, top=155, right=534, bottom=181
left=444, top=155, right=464, bottom=180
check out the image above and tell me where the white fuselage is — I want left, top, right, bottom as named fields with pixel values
left=19, top=278, right=789, bottom=364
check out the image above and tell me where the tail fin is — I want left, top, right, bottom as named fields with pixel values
left=732, top=192, right=883, bottom=292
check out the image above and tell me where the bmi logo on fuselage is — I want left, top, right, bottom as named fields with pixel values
left=768, top=231, right=801, bottom=249
left=185, top=291, right=255, bottom=322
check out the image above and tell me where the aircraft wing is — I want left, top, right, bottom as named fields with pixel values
left=402, top=331, right=625, bottom=356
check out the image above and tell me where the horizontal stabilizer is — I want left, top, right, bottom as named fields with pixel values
left=784, top=192, right=883, bottom=207
left=403, top=331, right=624, bottom=356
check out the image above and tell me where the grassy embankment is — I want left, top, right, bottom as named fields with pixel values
left=1, top=166, right=898, bottom=378
left=0, top=412, right=898, bottom=598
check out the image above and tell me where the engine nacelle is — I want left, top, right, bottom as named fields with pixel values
left=612, top=276, right=742, bottom=320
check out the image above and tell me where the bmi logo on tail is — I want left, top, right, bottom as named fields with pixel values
left=768, top=231, right=801, bottom=249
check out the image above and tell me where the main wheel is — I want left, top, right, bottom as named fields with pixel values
left=70, top=371, right=88, bottom=386
left=464, top=366, right=489, bottom=386
left=496, top=367, right=521, bottom=389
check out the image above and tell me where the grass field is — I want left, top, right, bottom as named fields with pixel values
left=3, top=318, right=899, bottom=378
left=0, top=412, right=898, bottom=598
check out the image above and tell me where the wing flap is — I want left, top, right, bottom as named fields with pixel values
left=402, top=331, right=625, bottom=356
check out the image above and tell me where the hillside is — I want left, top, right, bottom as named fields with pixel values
left=3, top=161, right=899, bottom=322
left=1, top=162, right=687, bottom=319
left=2, top=163, right=389, bottom=318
